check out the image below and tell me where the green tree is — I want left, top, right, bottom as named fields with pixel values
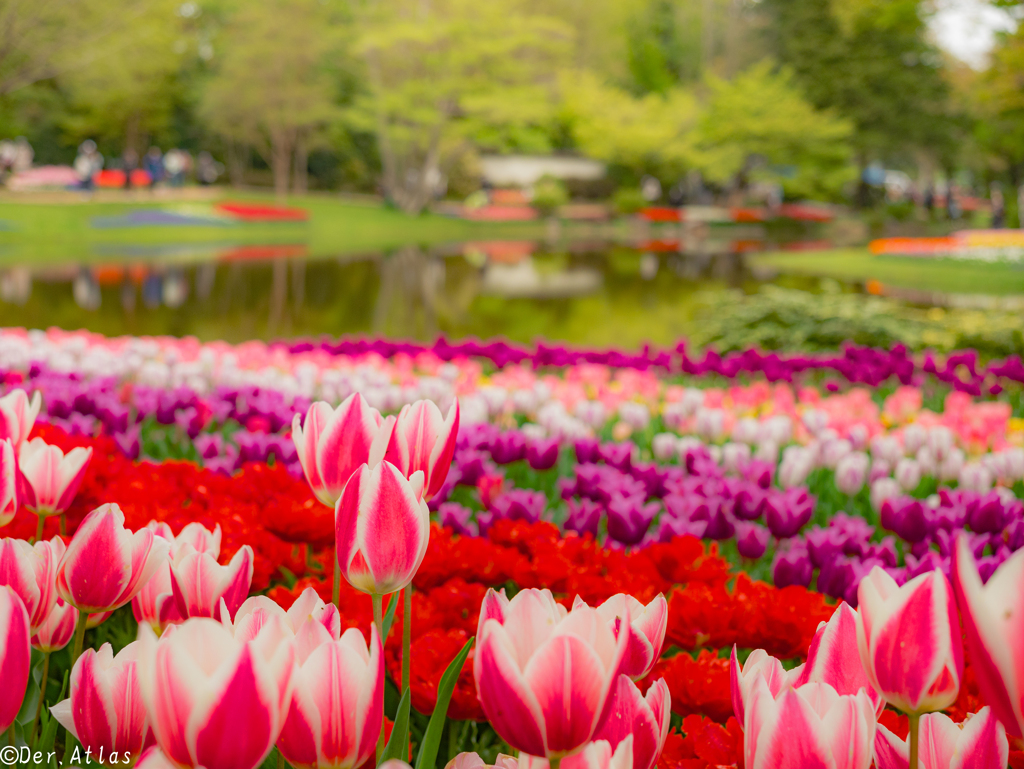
left=352, top=0, right=571, bottom=213
left=199, top=0, right=344, bottom=198
left=973, top=25, right=1024, bottom=184
left=696, top=60, right=855, bottom=199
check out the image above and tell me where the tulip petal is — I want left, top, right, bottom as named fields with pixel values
left=951, top=707, right=1009, bottom=769
left=750, top=687, right=836, bottom=769
left=872, top=724, right=909, bottom=769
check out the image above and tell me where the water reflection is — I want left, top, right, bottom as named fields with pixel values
left=0, top=238, right=787, bottom=345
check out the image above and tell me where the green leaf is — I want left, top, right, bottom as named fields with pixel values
left=380, top=687, right=411, bottom=765
left=414, top=637, right=474, bottom=769
left=382, top=591, right=400, bottom=642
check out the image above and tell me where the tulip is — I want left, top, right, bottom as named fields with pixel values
left=50, top=641, right=151, bottom=764
left=527, top=437, right=560, bottom=471
left=518, top=738, right=634, bottom=769
left=744, top=678, right=875, bottom=769
left=19, top=437, right=92, bottom=540
left=276, top=624, right=384, bottom=769
left=231, top=589, right=341, bottom=664
left=136, top=747, right=178, bottom=769
left=0, top=585, right=30, bottom=734
left=792, top=603, right=881, bottom=712
left=137, top=615, right=295, bottom=769
left=592, top=676, right=670, bottom=769
left=32, top=597, right=77, bottom=652
left=779, top=446, right=815, bottom=488
left=335, top=461, right=429, bottom=598
left=473, top=587, right=628, bottom=761
left=0, top=389, right=41, bottom=448
left=730, top=647, right=797, bottom=724
left=0, top=535, right=64, bottom=630
left=896, top=458, right=922, bottom=492
left=856, top=566, right=962, bottom=716
left=835, top=451, right=869, bottom=496
left=873, top=707, right=1008, bottom=769
left=292, top=394, right=390, bottom=508
left=169, top=544, right=254, bottom=622
left=736, top=522, right=770, bottom=559
left=446, top=754, right=519, bottom=769
left=383, top=398, right=460, bottom=499
left=0, top=439, right=16, bottom=528
left=57, top=504, right=169, bottom=661
left=951, top=535, right=1024, bottom=738
left=573, top=593, right=667, bottom=681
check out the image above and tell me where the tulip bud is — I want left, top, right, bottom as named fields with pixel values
left=0, top=585, right=30, bottom=733
left=32, top=597, right=78, bottom=652
left=870, top=478, right=901, bottom=513
left=895, top=458, right=921, bottom=492
left=18, top=438, right=92, bottom=516
left=574, top=593, right=667, bottom=681
left=959, top=462, right=994, bottom=493
left=592, top=676, right=669, bottom=769
left=651, top=433, right=678, bottom=462
left=856, top=567, right=962, bottom=715
left=779, top=446, right=815, bottom=489
left=873, top=707, right=1008, bottom=769
left=0, top=535, right=64, bottom=631
left=384, top=399, right=460, bottom=499
left=835, top=452, right=869, bottom=496
left=0, top=439, right=16, bottom=527
left=730, top=647, right=795, bottom=724
left=0, top=389, right=40, bottom=449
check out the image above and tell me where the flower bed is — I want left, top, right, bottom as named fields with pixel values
left=2, top=330, right=1024, bottom=769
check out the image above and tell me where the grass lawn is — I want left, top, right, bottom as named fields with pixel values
left=751, top=247, right=1024, bottom=295
left=0, top=190, right=546, bottom=264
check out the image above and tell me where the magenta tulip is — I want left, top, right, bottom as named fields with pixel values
left=56, top=503, right=170, bottom=614
left=572, top=593, right=667, bottom=682
left=873, top=707, right=1008, bottom=769
left=729, top=647, right=798, bottom=724
left=276, top=623, right=384, bottom=769
left=952, top=535, right=1024, bottom=737
left=18, top=437, right=92, bottom=516
left=292, top=394, right=390, bottom=507
left=744, top=679, right=875, bottom=769
left=50, top=641, right=151, bottom=763
left=32, top=597, right=78, bottom=652
left=592, top=675, right=670, bottom=769
left=0, top=389, right=40, bottom=448
left=0, top=585, right=31, bottom=733
left=0, top=439, right=16, bottom=528
left=138, top=615, right=296, bottom=769
left=133, top=522, right=222, bottom=635
left=383, top=398, right=459, bottom=500
left=335, top=461, right=429, bottom=596
left=0, top=535, right=64, bottom=630
left=518, top=738, right=634, bottom=769
left=856, top=566, right=963, bottom=715
left=472, top=587, right=628, bottom=760
left=169, top=544, right=254, bottom=622
left=792, top=602, right=882, bottom=713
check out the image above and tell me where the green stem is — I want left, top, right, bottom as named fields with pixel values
left=550, top=758, right=561, bottom=769
left=402, top=586, right=412, bottom=695
left=70, top=610, right=89, bottom=667
left=34, top=514, right=45, bottom=544
left=909, top=713, right=920, bottom=769
left=29, top=651, right=50, bottom=746
left=373, top=593, right=384, bottom=763
left=332, top=553, right=340, bottom=610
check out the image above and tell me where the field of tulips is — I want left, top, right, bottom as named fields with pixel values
left=3, top=329, right=1024, bottom=768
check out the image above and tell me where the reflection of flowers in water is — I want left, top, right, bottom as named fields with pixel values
left=162, top=268, right=189, bottom=308
left=0, top=268, right=30, bottom=305
left=72, top=269, right=101, bottom=310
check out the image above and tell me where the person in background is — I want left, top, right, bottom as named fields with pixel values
left=122, top=147, right=139, bottom=190
left=163, top=148, right=184, bottom=186
left=12, top=137, right=33, bottom=173
left=196, top=151, right=223, bottom=185
left=73, top=140, right=103, bottom=190
left=946, top=183, right=961, bottom=220
left=990, top=182, right=1006, bottom=229
left=0, top=140, right=15, bottom=181
left=143, top=147, right=164, bottom=188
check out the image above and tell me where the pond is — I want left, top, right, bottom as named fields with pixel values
left=0, top=235, right=848, bottom=347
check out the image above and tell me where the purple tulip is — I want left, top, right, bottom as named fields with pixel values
left=574, top=438, right=601, bottom=464
left=490, top=431, right=527, bottom=464
left=564, top=498, right=602, bottom=538
left=490, top=489, right=546, bottom=525
left=773, top=546, right=812, bottom=588
left=764, top=488, right=814, bottom=538
left=606, top=494, right=659, bottom=545
left=736, top=522, right=769, bottom=559
left=438, top=502, right=478, bottom=537
left=879, top=497, right=929, bottom=543
left=599, top=441, right=634, bottom=472
left=526, top=438, right=560, bottom=471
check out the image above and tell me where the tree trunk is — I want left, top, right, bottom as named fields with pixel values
left=270, top=128, right=294, bottom=202
left=293, top=133, right=308, bottom=195
left=226, top=142, right=249, bottom=188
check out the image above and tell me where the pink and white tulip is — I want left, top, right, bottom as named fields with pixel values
left=518, top=738, right=634, bottom=769
left=335, top=461, right=430, bottom=596
left=0, top=534, right=64, bottom=630
left=50, top=641, right=151, bottom=763
left=169, top=544, right=254, bottom=622
left=856, top=566, right=962, bottom=715
left=132, top=522, right=222, bottom=634
left=32, top=597, right=78, bottom=652
left=952, top=535, right=1024, bottom=737
left=0, top=439, right=16, bottom=527
left=472, top=587, right=628, bottom=760
left=744, top=678, right=875, bottom=769
left=0, top=585, right=31, bottom=733
left=138, top=615, right=296, bottom=769
left=56, top=503, right=170, bottom=614
left=445, top=754, right=519, bottom=769
left=793, top=602, right=882, bottom=713
left=136, top=747, right=179, bottom=769
left=292, top=394, right=389, bottom=507
left=383, top=398, right=459, bottom=500
left=593, top=675, right=670, bottom=769
left=873, top=707, right=1008, bottom=769
left=18, top=438, right=92, bottom=516
left=276, top=623, right=384, bottom=769
left=573, top=593, right=667, bottom=681
left=230, top=589, right=341, bottom=664
left=0, top=389, right=40, bottom=448
left=730, top=647, right=800, bottom=724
